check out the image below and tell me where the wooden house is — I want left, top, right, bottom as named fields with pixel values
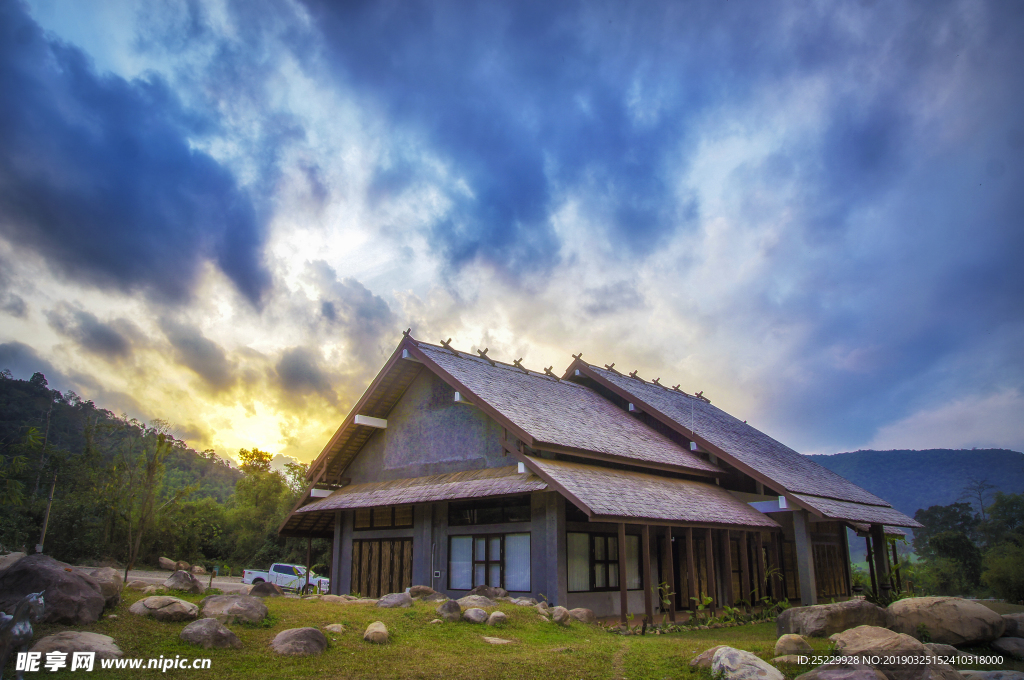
left=279, top=334, right=920, bottom=620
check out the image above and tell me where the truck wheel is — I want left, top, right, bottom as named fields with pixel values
left=302, top=584, right=315, bottom=595
left=252, top=578, right=265, bottom=584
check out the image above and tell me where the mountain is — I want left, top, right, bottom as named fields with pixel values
left=808, top=449, right=1024, bottom=520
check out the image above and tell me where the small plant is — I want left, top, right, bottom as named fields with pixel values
left=916, top=623, right=932, bottom=643
left=655, top=581, right=675, bottom=623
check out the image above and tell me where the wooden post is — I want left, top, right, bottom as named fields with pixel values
left=769, top=532, right=783, bottom=600
left=664, top=525, right=676, bottom=622
left=642, top=524, right=653, bottom=625
left=704, top=529, right=716, bottom=610
left=793, top=510, right=818, bottom=605
left=305, top=536, right=312, bottom=593
left=891, top=541, right=902, bottom=593
left=870, top=524, right=890, bottom=597
left=331, top=510, right=343, bottom=595
left=722, top=530, right=734, bottom=606
left=865, top=537, right=877, bottom=596
left=739, top=531, right=750, bottom=607
left=686, top=527, right=697, bottom=613
left=618, top=522, right=628, bottom=625
left=754, top=532, right=765, bottom=602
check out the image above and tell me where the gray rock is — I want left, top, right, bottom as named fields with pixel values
left=795, top=665, right=888, bottom=680
left=428, top=619, right=443, bottom=624
left=363, top=621, right=389, bottom=644
left=483, top=636, right=515, bottom=644
left=778, top=600, right=893, bottom=638
left=126, top=580, right=149, bottom=591
left=712, top=646, right=785, bottom=680
left=175, top=560, right=191, bottom=571
left=248, top=581, right=284, bottom=598
left=422, top=591, right=448, bottom=603
left=142, top=585, right=166, bottom=595
left=1002, top=614, right=1024, bottom=638
left=889, top=597, right=1005, bottom=646
left=200, top=595, right=268, bottom=624
left=467, top=584, right=508, bottom=599
left=991, top=637, right=1024, bottom=660
left=551, top=606, right=571, bottom=626
left=88, top=567, right=124, bottom=609
left=158, top=556, right=177, bottom=570
left=325, top=624, right=345, bottom=633
left=830, top=626, right=927, bottom=656
left=0, top=554, right=105, bottom=625
left=512, top=597, right=538, bottom=606
left=777, top=634, right=814, bottom=656
left=129, top=596, right=199, bottom=622
left=30, top=631, right=123, bottom=660
left=463, top=607, right=488, bottom=624
left=569, top=608, right=597, bottom=625
left=190, top=565, right=206, bottom=575
left=691, top=646, right=726, bottom=668
left=458, top=594, right=497, bottom=609
left=271, top=627, right=327, bottom=656
left=487, top=611, right=508, bottom=626
left=321, top=594, right=357, bottom=603
left=409, top=585, right=435, bottom=599
left=180, top=618, right=242, bottom=649
left=377, top=592, right=413, bottom=608
left=960, top=673, right=1024, bottom=680
left=437, top=599, right=462, bottom=622
left=0, top=551, right=25, bottom=571
left=163, top=570, right=205, bottom=595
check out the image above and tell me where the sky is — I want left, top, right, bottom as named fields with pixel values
left=1, top=0, right=1022, bottom=465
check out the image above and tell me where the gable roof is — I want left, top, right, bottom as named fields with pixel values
left=567, top=360, right=922, bottom=529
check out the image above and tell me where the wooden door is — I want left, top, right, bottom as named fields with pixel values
left=351, top=538, right=413, bottom=598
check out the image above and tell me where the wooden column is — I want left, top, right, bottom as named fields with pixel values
left=331, top=510, right=342, bottom=595
left=754, top=532, right=765, bottom=602
left=664, top=525, right=676, bottom=622
left=721, top=530, right=734, bottom=606
left=870, top=524, right=890, bottom=597
left=685, top=527, right=697, bottom=612
left=704, top=529, right=716, bottom=609
left=769, top=532, right=783, bottom=600
left=793, top=510, right=818, bottom=605
left=642, top=524, right=653, bottom=624
left=305, top=536, right=312, bottom=593
left=891, top=541, right=902, bottom=592
left=865, top=537, right=877, bottom=596
left=739, top=531, right=750, bottom=606
left=618, top=522, right=628, bottom=625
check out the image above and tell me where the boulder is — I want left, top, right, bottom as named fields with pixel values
left=409, top=585, right=435, bottom=599
left=429, top=619, right=443, bottom=624
left=0, top=553, right=105, bottom=625
left=30, top=631, right=123, bottom=660
left=712, top=646, right=785, bottom=680
left=551, top=606, right=571, bottom=626
left=190, top=565, right=206, bottom=575
left=437, top=599, right=462, bottom=622
left=200, top=595, right=268, bottom=624
left=0, top=552, right=25, bottom=571
left=923, top=643, right=976, bottom=661
left=88, top=567, right=124, bottom=609
left=536, top=601, right=549, bottom=610
left=180, top=618, right=242, bottom=649
left=1002, top=614, right=1024, bottom=638
left=487, top=611, right=508, bottom=626
left=691, top=646, right=725, bottom=668
left=512, top=597, right=538, bottom=606
left=776, top=634, right=814, bottom=656
left=483, top=636, right=515, bottom=644
left=325, top=624, right=345, bottom=633
left=992, top=638, right=1024, bottom=660
left=569, top=608, right=597, bottom=625
left=248, top=581, right=284, bottom=598
left=773, top=656, right=808, bottom=665
left=377, top=592, right=414, bottom=608
left=129, top=596, right=199, bottom=622
left=421, top=592, right=448, bottom=603
left=889, top=598, right=1005, bottom=646
left=795, top=666, right=888, bottom=680
left=126, top=580, right=149, bottom=591
left=163, top=570, right=205, bottom=595
left=352, top=598, right=379, bottom=605
left=830, top=626, right=927, bottom=657
left=271, top=627, right=328, bottom=656
left=142, top=585, right=166, bottom=595
left=363, top=621, right=389, bottom=644
left=175, top=560, right=191, bottom=571
left=158, top=556, right=177, bottom=570
left=961, top=673, right=1024, bottom=680
left=536, top=604, right=550, bottom=616
left=458, top=594, right=497, bottom=609
left=463, top=608, right=488, bottom=624
left=467, top=584, right=508, bottom=599
left=321, top=594, right=357, bottom=603
left=778, top=600, right=893, bottom=638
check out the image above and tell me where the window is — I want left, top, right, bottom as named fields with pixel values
left=272, top=564, right=296, bottom=575
left=448, top=496, right=531, bottom=526
left=567, top=532, right=642, bottom=592
left=354, top=505, right=414, bottom=530
left=448, top=533, right=530, bottom=592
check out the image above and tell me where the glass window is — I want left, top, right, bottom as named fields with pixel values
left=450, top=536, right=472, bottom=590
left=448, top=496, right=532, bottom=526
left=566, top=532, right=641, bottom=592
left=449, top=533, right=531, bottom=592
left=505, top=534, right=530, bottom=592
left=354, top=505, right=414, bottom=531
left=567, top=533, right=590, bottom=592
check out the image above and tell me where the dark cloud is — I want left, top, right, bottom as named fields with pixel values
left=275, top=346, right=333, bottom=398
left=159, top=318, right=235, bottom=390
left=0, top=341, right=63, bottom=384
left=306, top=261, right=396, bottom=365
left=0, top=0, right=270, bottom=306
left=45, top=306, right=136, bottom=360
left=581, top=282, right=645, bottom=317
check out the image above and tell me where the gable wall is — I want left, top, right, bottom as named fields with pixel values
left=344, top=368, right=509, bottom=484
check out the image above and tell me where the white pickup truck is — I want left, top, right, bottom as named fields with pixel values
left=242, top=563, right=330, bottom=594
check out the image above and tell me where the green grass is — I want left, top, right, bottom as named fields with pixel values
left=23, top=592, right=1024, bottom=680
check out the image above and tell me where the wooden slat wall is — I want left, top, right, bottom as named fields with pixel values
left=351, top=539, right=413, bottom=598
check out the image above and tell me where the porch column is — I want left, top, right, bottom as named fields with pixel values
left=891, top=541, right=902, bottom=592
left=754, top=532, right=765, bottom=602
left=305, top=537, right=312, bottom=593
left=721, top=530, right=734, bottom=606
left=870, top=524, right=890, bottom=597
left=664, top=525, right=676, bottom=622
left=331, top=510, right=342, bottom=595
left=704, top=529, right=717, bottom=610
left=793, top=510, right=818, bottom=605
left=545, top=493, right=567, bottom=607
left=840, top=528, right=853, bottom=597
left=739, top=531, right=750, bottom=606
left=769, top=532, right=782, bottom=600
left=618, top=522, right=628, bottom=625
left=865, top=537, right=878, bottom=595
left=685, top=527, right=697, bottom=612
left=642, top=524, right=653, bottom=623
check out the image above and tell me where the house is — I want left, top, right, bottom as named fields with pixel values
left=279, top=334, right=921, bottom=620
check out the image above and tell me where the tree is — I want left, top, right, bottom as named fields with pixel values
left=283, top=461, right=309, bottom=495
left=238, top=447, right=272, bottom=473
left=913, top=502, right=979, bottom=556
left=978, top=492, right=1024, bottom=548
left=960, top=478, right=997, bottom=521
left=929, top=530, right=982, bottom=587
left=981, top=542, right=1024, bottom=603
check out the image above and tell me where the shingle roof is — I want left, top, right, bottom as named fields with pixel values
left=849, top=522, right=907, bottom=537
left=793, top=494, right=923, bottom=528
left=525, top=456, right=780, bottom=529
left=415, top=343, right=720, bottom=475
left=579, top=364, right=891, bottom=507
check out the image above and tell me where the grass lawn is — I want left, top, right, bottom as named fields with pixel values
left=22, top=591, right=1023, bottom=680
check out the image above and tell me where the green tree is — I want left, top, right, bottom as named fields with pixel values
left=238, top=447, right=272, bottom=473
left=981, top=542, right=1024, bottom=603
left=913, top=502, right=979, bottom=556
left=929, top=530, right=982, bottom=587
left=978, top=492, right=1024, bottom=548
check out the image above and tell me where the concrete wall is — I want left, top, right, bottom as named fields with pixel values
left=345, top=370, right=509, bottom=484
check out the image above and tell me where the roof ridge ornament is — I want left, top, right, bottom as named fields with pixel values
left=695, top=390, right=711, bottom=404
left=604, top=363, right=619, bottom=374
left=440, top=338, right=458, bottom=355
left=628, top=370, right=642, bottom=381
left=512, top=358, right=528, bottom=373
left=671, top=384, right=682, bottom=392
left=572, top=352, right=583, bottom=361
left=652, top=377, right=661, bottom=386
left=402, top=328, right=411, bottom=338
left=543, top=366, right=559, bottom=380
left=476, top=348, right=495, bottom=366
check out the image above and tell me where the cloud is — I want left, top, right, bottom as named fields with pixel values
left=0, top=341, right=62, bottom=384
left=159, top=318, right=236, bottom=391
left=45, top=305, right=137, bottom=360
left=275, top=346, right=333, bottom=399
left=0, top=0, right=271, bottom=306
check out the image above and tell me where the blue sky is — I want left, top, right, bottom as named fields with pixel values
left=1, top=0, right=1021, bottom=461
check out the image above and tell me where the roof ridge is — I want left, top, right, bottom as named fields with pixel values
left=418, top=339, right=580, bottom=385
left=585, top=360, right=699, bottom=399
